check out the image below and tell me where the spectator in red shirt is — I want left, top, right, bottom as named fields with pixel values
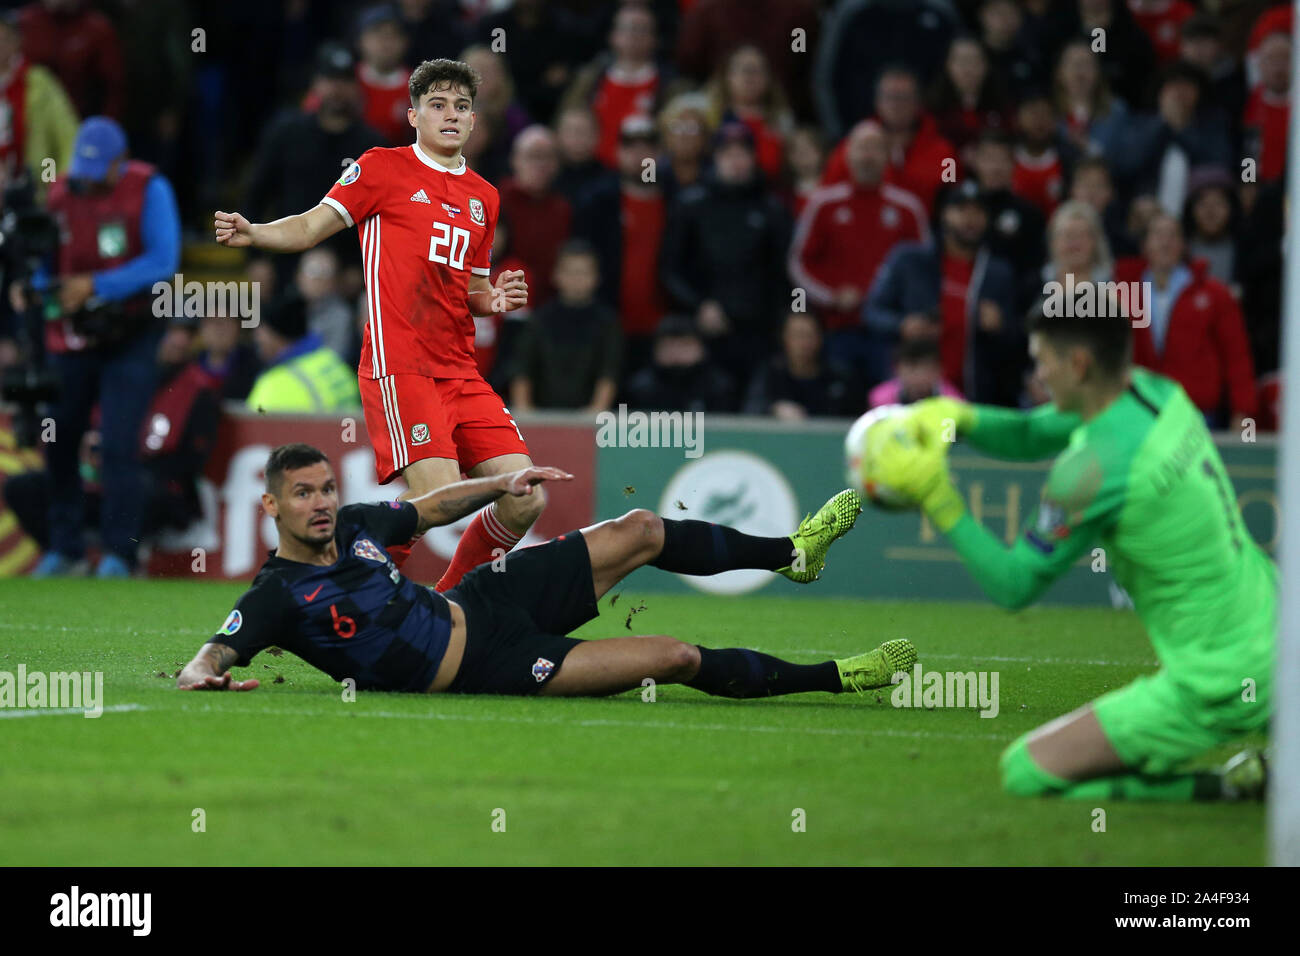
left=1052, top=39, right=1131, bottom=166
left=1119, top=212, right=1257, bottom=429
left=571, top=115, right=668, bottom=375
left=927, top=35, right=1011, bottom=169
left=789, top=119, right=929, bottom=379
left=705, top=44, right=791, bottom=182
left=354, top=5, right=413, bottom=146
left=1012, top=90, right=1067, bottom=218
left=1128, top=0, right=1196, bottom=64
left=18, top=0, right=123, bottom=119
left=499, top=125, right=572, bottom=307
left=1243, top=29, right=1290, bottom=184
left=562, top=4, right=667, bottom=168
left=821, top=67, right=956, bottom=215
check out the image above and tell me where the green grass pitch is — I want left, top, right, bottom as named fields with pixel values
left=1, top=579, right=1265, bottom=865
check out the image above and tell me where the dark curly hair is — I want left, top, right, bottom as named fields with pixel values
left=409, top=58, right=481, bottom=106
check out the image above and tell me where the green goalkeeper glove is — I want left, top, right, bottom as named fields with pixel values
left=875, top=414, right=967, bottom=533
left=909, top=397, right=976, bottom=448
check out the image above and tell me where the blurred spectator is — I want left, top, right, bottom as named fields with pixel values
left=6, top=423, right=100, bottom=568
left=677, top=0, right=818, bottom=114
left=398, top=0, right=471, bottom=66
left=1242, top=28, right=1290, bottom=184
left=1041, top=198, right=1114, bottom=290
left=1069, top=155, right=1134, bottom=258
left=1237, top=174, right=1284, bottom=376
left=1179, top=12, right=1247, bottom=152
left=244, top=43, right=383, bottom=294
left=782, top=124, right=826, bottom=216
left=1043, top=0, right=1155, bottom=106
left=500, top=125, right=571, bottom=306
left=563, top=4, right=672, bottom=168
left=114, top=0, right=190, bottom=180
left=814, top=0, right=958, bottom=138
left=927, top=35, right=1011, bottom=167
left=1119, top=212, right=1257, bottom=428
left=296, top=248, right=357, bottom=364
left=970, top=130, right=1047, bottom=300
left=705, top=44, right=792, bottom=182
left=978, top=0, right=1044, bottom=93
left=790, top=119, right=929, bottom=369
left=460, top=102, right=509, bottom=183
left=0, top=13, right=76, bottom=195
left=572, top=114, right=667, bottom=374
left=477, top=208, right=531, bottom=393
left=864, top=180, right=1021, bottom=405
left=1011, top=90, right=1068, bottom=217
left=624, top=314, right=737, bottom=413
left=476, top=0, right=596, bottom=124
left=868, top=336, right=963, bottom=409
left=28, top=117, right=181, bottom=577
left=660, top=121, right=791, bottom=382
left=1053, top=40, right=1130, bottom=165
left=744, top=311, right=860, bottom=419
left=1119, top=62, right=1233, bottom=215
left=552, top=106, right=616, bottom=206
left=1128, top=0, right=1196, bottom=65
left=657, top=92, right=712, bottom=201
left=18, top=0, right=124, bottom=119
left=508, top=240, right=621, bottom=412
left=246, top=293, right=360, bottom=413
left=460, top=45, right=532, bottom=148
left=1181, top=166, right=1241, bottom=291
left=355, top=5, right=414, bottom=146
left=195, top=315, right=260, bottom=403
left=821, top=66, right=956, bottom=215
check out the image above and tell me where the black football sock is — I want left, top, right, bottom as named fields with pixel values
left=649, top=519, right=794, bottom=575
left=684, top=647, right=841, bottom=698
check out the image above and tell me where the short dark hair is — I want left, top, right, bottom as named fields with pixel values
left=409, top=58, right=481, bottom=106
left=1027, top=308, right=1131, bottom=378
left=556, top=237, right=599, bottom=266
left=265, top=443, right=331, bottom=496
left=896, top=336, right=941, bottom=365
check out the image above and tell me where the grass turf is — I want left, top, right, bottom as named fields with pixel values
left=0, top=579, right=1266, bottom=865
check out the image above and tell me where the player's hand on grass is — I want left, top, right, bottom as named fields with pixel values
left=502, top=466, right=573, bottom=496
left=491, top=269, right=528, bottom=312
left=214, top=211, right=254, bottom=248
left=179, top=672, right=260, bottom=691
left=909, top=397, right=974, bottom=448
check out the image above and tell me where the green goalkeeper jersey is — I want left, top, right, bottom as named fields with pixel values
left=947, top=368, right=1275, bottom=706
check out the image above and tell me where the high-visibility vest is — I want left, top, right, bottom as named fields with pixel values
left=245, top=346, right=359, bottom=413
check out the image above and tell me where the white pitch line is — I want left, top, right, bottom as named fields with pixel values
left=0, top=703, right=144, bottom=719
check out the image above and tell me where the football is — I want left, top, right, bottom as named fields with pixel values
left=844, top=404, right=917, bottom=511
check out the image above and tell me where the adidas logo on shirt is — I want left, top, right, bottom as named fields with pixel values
left=409, top=189, right=431, bottom=204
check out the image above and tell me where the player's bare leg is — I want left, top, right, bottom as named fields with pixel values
left=431, top=452, right=546, bottom=591
left=1023, top=704, right=1127, bottom=780
left=541, top=635, right=698, bottom=696
left=387, top=456, right=463, bottom=572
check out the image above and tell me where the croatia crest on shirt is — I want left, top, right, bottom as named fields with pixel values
left=532, top=657, right=556, bottom=682
left=353, top=538, right=387, bottom=563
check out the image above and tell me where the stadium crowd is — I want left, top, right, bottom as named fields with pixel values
left=0, top=0, right=1292, bottom=573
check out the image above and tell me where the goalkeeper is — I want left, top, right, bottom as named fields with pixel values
left=878, top=309, right=1273, bottom=801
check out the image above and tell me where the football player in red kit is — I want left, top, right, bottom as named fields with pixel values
left=215, top=59, right=539, bottom=590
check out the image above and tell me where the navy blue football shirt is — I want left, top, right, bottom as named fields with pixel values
left=206, top=501, right=452, bottom=691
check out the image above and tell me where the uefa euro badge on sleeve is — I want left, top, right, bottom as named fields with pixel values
left=97, top=221, right=128, bottom=258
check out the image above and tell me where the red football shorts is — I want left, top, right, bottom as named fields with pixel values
left=359, top=373, right=530, bottom=484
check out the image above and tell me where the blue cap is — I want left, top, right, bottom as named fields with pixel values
left=69, top=117, right=128, bottom=182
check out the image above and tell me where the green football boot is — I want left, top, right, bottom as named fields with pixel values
left=836, top=639, right=918, bottom=693
left=1220, top=749, right=1268, bottom=801
left=778, top=489, right=863, bottom=583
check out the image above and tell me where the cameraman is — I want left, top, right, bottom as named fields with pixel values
left=19, top=116, right=181, bottom=577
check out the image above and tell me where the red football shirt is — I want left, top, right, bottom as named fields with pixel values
left=592, top=65, right=659, bottom=167
left=1244, top=86, right=1289, bottom=182
left=1012, top=146, right=1063, bottom=217
left=939, top=254, right=974, bottom=390
left=357, top=63, right=414, bottom=146
left=323, top=144, right=499, bottom=380
left=620, top=192, right=666, bottom=336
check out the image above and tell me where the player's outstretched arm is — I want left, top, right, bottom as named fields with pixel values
left=213, top=204, right=346, bottom=254
left=411, top=466, right=572, bottom=535
left=912, top=397, right=1079, bottom=462
left=176, top=643, right=260, bottom=691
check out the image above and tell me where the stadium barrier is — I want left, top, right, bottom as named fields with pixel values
left=0, top=410, right=1278, bottom=604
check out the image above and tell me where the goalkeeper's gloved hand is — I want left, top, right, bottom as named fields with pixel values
left=876, top=416, right=967, bottom=533
left=909, top=397, right=976, bottom=449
